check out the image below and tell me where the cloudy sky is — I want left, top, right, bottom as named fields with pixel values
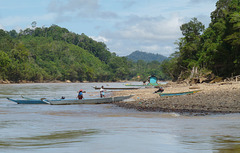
left=0, top=0, right=218, bottom=57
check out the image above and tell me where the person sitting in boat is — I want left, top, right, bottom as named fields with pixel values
left=143, top=80, right=146, bottom=85
left=154, top=86, right=164, bottom=93
left=78, top=89, right=84, bottom=99
left=100, top=86, right=105, bottom=98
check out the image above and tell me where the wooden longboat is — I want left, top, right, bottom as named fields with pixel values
left=93, top=86, right=140, bottom=90
left=42, top=95, right=134, bottom=105
left=158, top=90, right=200, bottom=97
left=7, top=97, right=48, bottom=104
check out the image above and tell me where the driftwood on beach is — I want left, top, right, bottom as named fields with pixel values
left=225, top=75, right=240, bottom=82
left=113, top=82, right=240, bottom=114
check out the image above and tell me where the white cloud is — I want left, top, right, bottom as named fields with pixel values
left=161, top=46, right=176, bottom=56
left=114, top=14, right=182, bottom=41
left=90, top=36, right=108, bottom=43
left=102, top=14, right=182, bottom=56
left=97, top=0, right=218, bottom=57
left=48, top=0, right=118, bottom=22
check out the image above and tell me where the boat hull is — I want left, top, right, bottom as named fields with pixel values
left=158, top=90, right=200, bottom=97
left=125, top=83, right=160, bottom=88
left=125, top=85, right=151, bottom=87
left=93, top=86, right=140, bottom=90
left=44, top=95, right=134, bottom=105
left=7, top=98, right=48, bottom=104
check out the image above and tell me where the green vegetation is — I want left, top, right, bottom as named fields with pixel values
left=162, top=0, right=240, bottom=81
left=0, top=25, right=168, bottom=83
left=1, top=0, right=239, bottom=83
left=126, top=50, right=167, bottom=62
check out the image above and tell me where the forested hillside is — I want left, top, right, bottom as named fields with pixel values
left=162, top=0, right=240, bottom=82
left=2, top=0, right=236, bottom=83
left=126, top=51, right=167, bottom=62
left=0, top=25, right=170, bottom=82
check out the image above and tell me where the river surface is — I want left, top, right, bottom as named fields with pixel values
left=1, top=82, right=240, bottom=153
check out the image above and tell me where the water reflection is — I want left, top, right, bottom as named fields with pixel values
left=0, top=129, right=99, bottom=148
left=0, top=121, right=16, bottom=128
left=213, top=135, right=240, bottom=153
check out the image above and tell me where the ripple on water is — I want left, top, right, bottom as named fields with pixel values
left=0, top=129, right=99, bottom=149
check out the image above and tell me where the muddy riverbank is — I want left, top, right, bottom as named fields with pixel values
left=113, top=82, right=240, bottom=114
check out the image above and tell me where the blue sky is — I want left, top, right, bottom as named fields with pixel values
left=0, top=0, right=218, bottom=57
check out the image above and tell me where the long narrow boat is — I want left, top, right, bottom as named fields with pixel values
left=125, top=84, right=151, bottom=87
left=7, top=97, right=48, bottom=104
left=93, top=86, right=140, bottom=90
left=125, top=83, right=160, bottom=87
left=42, top=95, right=134, bottom=105
left=158, top=90, right=200, bottom=97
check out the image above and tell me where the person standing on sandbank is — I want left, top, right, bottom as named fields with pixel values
left=100, top=86, right=105, bottom=98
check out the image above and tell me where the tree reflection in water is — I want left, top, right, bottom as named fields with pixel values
left=213, top=135, right=240, bottom=153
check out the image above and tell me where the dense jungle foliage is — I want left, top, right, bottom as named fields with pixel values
left=126, top=51, right=167, bottom=62
left=1, top=0, right=239, bottom=83
left=162, top=0, right=240, bottom=81
left=0, top=24, right=169, bottom=82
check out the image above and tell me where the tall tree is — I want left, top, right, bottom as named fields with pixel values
left=202, top=0, right=240, bottom=76
left=172, top=18, right=205, bottom=80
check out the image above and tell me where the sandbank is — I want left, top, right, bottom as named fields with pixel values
left=113, top=82, right=240, bottom=114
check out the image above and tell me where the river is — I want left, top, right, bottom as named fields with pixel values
left=1, top=82, right=240, bottom=153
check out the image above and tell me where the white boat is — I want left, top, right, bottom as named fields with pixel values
left=42, top=95, right=134, bottom=105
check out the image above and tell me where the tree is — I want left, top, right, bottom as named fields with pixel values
left=171, top=18, right=205, bottom=80
left=8, top=30, right=18, bottom=38
left=0, top=51, right=11, bottom=80
left=180, top=17, right=205, bottom=42
left=0, top=24, right=171, bottom=82
left=31, top=21, right=37, bottom=29
left=201, top=0, right=240, bottom=76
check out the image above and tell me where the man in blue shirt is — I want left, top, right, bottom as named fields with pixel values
left=78, top=89, right=84, bottom=99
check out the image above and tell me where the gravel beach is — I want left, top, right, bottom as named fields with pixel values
left=113, top=82, right=240, bottom=114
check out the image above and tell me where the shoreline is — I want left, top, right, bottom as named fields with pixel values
left=0, top=80, right=134, bottom=84
left=113, top=82, right=240, bottom=115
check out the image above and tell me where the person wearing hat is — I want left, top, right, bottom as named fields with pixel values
left=77, top=89, right=84, bottom=99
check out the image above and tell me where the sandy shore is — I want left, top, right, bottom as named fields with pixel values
left=113, top=82, right=240, bottom=114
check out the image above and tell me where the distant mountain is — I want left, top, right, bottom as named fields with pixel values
left=126, top=51, right=168, bottom=62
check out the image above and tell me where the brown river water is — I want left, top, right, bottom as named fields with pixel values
left=1, top=82, right=240, bottom=153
